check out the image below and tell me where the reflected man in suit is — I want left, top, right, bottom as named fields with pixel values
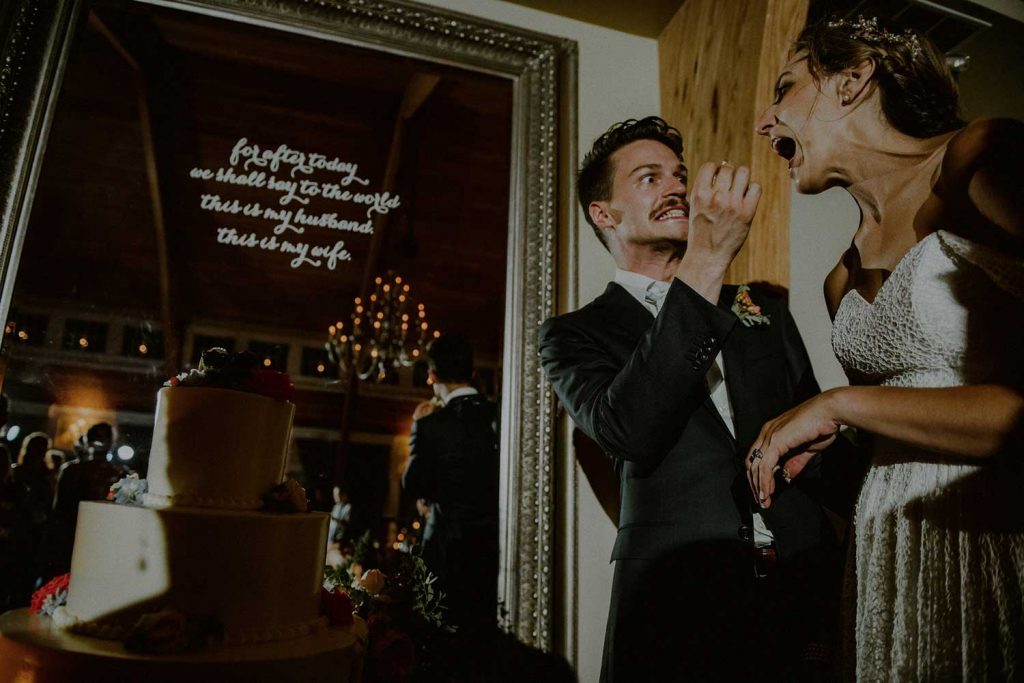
left=539, top=117, right=840, bottom=682
left=402, top=334, right=499, bottom=631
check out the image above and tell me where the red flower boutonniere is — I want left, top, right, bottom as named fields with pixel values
left=732, top=285, right=770, bottom=327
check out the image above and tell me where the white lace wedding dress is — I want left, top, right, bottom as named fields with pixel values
left=832, top=230, right=1024, bottom=681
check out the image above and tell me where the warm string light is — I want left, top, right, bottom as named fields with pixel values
left=325, top=272, right=438, bottom=383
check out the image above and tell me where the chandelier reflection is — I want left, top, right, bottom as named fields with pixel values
left=326, top=272, right=440, bottom=383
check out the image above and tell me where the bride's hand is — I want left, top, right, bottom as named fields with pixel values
left=745, top=392, right=842, bottom=508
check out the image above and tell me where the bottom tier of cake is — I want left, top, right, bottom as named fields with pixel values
left=0, top=609, right=365, bottom=683
left=65, top=501, right=329, bottom=644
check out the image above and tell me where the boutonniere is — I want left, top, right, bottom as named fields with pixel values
left=731, top=285, right=770, bottom=327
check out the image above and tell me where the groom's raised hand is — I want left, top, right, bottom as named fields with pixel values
left=679, top=160, right=761, bottom=303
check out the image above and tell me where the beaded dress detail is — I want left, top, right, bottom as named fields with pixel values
left=833, top=230, right=1024, bottom=681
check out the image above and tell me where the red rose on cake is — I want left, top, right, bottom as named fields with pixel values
left=30, top=573, right=70, bottom=616
left=321, top=587, right=355, bottom=626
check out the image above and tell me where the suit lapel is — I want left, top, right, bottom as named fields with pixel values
left=719, top=286, right=765, bottom=450
left=702, top=387, right=736, bottom=445
left=598, top=283, right=655, bottom=331
left=688, top=287, right=738, bottom=444
left=722, top=331, right=758, bottom=449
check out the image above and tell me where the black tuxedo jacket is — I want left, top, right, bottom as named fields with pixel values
left=402, top=394, right=499, bottom=629
left=540, top=279, right=834, bottom=561
left=540, top=278, right=841, bottom=681
left=403, top=394, right=500, bottom=539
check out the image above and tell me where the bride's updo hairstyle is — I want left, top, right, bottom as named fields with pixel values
left=795, top=16, right=963, bottom=138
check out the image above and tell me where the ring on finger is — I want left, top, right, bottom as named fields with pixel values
left=749, top=448, right=764, bottom=463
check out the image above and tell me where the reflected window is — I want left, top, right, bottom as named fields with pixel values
left=248, top=341, right=288, bottom=371
left=122, top=326, right=164, bottom=359
left=7, top=312, right=49, bottom=347
left=62, top=319, right=108, bottom=353
left=300, top=346, right=332, bottom=378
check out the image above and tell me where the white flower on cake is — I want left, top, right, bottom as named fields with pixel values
left=107, top=473, right=148, bottom=506
left=50, top=606, right=81, bottom=630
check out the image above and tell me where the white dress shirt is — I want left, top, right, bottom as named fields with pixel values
left=612, top=269, right=774, bottom=546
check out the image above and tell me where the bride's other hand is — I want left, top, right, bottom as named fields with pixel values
left=745, top=392, right=841, bottom=508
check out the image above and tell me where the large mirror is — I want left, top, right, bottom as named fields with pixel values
left=0, top=0, right=572, bottom=647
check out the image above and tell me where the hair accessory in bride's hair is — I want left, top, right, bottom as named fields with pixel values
left=826, top=16, right=923, bottom=60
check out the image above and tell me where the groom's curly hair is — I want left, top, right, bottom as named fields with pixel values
left=578, top=116, right=685, bottom=250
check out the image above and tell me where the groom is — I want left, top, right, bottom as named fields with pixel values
left=539, top=117, right=839, bottom=682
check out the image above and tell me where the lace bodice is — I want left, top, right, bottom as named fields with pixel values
left=833, top=230, right=1024, bottom=389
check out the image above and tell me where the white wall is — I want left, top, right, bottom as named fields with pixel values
left=415, top=2, right=659, bottom=681
left=788, top=188, right=857, bottom=391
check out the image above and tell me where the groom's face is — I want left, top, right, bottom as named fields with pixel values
left=590, top=139, right=689, bottom=250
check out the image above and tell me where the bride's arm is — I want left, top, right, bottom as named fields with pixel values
left=745, top=384, right=1024, bottom=508
left=822, top=384, right=1022, bottom=457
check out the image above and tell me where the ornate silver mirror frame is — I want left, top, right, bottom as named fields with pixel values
left=0, top=0, right=574, bottom=649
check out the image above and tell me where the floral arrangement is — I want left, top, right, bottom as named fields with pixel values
left=731, top=284, right=771, bottom=327
left=166, top=347, right=294, bottom=402
left=322, top=546, right=452, bottom=683
left=107, top=473, right=148, bottom=506
left=321, top=585, right=355, bottom=627
left=30, top=573, right=70, bottom=616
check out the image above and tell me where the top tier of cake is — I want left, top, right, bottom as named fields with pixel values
left=145, top=386, right=294, bottom=510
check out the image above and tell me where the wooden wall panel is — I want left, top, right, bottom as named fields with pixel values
left=659, top=0, right=808, bottom=289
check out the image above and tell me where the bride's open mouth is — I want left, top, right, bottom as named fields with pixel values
left=770, top=135, right=797, bottom=166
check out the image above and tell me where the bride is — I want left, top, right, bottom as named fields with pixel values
left=748, top=16, right=1024, bottom=681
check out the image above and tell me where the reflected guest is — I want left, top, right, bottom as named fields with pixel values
left=402, top=334, right=500, bottom=631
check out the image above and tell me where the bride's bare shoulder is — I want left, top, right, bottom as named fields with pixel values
left=945, top=118, right=1024, bottom=161
left=937, top=118, right=1024, bottom=244
left=940, top=118, right=1024, bottom=191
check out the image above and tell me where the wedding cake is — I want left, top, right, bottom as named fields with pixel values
left=0, top=351, right=364, bottom=682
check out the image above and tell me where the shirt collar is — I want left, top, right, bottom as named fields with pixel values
left=443, top=386, right=479, bottom=405
left=614, top=269, right=672, bottom=313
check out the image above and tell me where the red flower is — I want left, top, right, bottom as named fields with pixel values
left=321, top=588, right=355, bottom=626
left=30, top=574, right=70, bottom=614
left=243, top=370, right=294, bottom=402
